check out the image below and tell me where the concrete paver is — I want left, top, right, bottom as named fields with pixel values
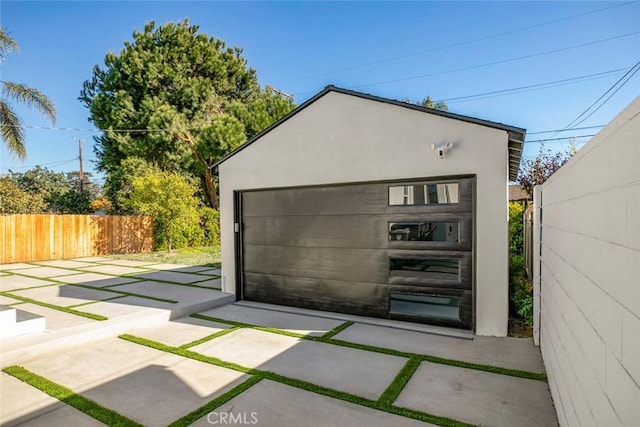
left=0, top=295, right=24, bottom=305
left=129, top=316, right=231, bottom=347
left=0, top=275, right=57, bottom=292
left=395, top=361, right=558, bottom=427
left=16, top=404, right=106, bottom=427
left=0, top=371, right=63, bottom=427
left=10, top=267, right=81, bottom=278
left=10, top=285, right=117, bottom=307
left=6, top=303, right=97, bottom=331
left=200, top=304, right=345, bottom=336
left=144, top=264, right=214, bottom=273
left=0, top=263, right=36, bottom=271
left=70, top=257, right=111, bottom=262
left=54, top=272, right=140, bottom=288
left=201, top=268, right=221, bottom=276
left=191, top=379, right=435, bottom=427
left=95, top=259, right=156, bottom=267
left=132, top=271, right=213, bottom=284
left=191, top=327, right=407, bottom=400
left=183, top=278, right=221, bottom=288
left=109, top=281, right=223, bottom=304
left=20, top=338, right=249, bottom=427
left=34, top=260, right=99, bottom=269
left=79, top=296, right=175, bottom=317
left=334, top=322, right=545, bottom=373
left=77, top=265, right=151, bottom=276
left=0, top=275, right=55, bottom=291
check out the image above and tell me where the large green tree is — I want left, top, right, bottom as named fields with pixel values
left=0, top=28, right=56, bottom=158
left=80, top=20, right=295, bottom=209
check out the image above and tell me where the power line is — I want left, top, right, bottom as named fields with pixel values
left=527, top=125, right=604, bottom=135
left=438, top=68, right=627, bottom=103
left=277, top=2, right=636, bottom=85
left=562, top=60, right=640, bottom=130
left=328, top=31, right=640, bottom=93
left=524, top=134, right=596, bottom=144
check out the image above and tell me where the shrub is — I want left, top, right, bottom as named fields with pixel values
left=201, top=207, right=220, bottom=247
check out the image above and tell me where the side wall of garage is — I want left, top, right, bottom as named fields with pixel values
left=218, top=91, right=511, bottom=336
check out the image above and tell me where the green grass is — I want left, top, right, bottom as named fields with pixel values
left=2, top=366, right=142, bottom=427
left=167, top=376, right=263, bottom=427
left=322, top=321, right=354, bottom=338
left=179, top=326, right=243, bottom=349
left=119, top=334, right=472, bottom=427
left=378, top=357, right=422, bottom=405
left=190, top=313, right=547, bottom=382
left=105, top=246, right=220, bottom=267
left=0, top=292, right=108, bottom=321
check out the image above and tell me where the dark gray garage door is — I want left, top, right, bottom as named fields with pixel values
left=237, top=177, right=474, bottom=329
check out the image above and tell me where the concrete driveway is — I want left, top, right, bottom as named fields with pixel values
left=0, top=258, right=558, bottom=427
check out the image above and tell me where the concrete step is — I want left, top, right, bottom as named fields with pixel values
left=0, top=308, right=46, bottom=339
left=0, top=291, right=235, bottom=367
left=0, top=305, right=17, bottom=326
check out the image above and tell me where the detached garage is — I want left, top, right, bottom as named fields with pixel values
left=214, top=86, right=525, bottom=336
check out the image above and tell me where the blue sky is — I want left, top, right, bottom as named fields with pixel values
left=1, top=1, right=639, bottom=182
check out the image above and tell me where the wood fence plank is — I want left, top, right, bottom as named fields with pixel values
left=0, top=215, right=153, bottom=263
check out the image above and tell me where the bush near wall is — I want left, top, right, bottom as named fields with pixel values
left=153, top=207, right=220, bottom=251
left=508, top=201, right=533, bottom=328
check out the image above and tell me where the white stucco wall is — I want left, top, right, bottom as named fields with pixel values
left=534, top=97, right=640, bottom=426
left=218, top=91, right=512, bottom=336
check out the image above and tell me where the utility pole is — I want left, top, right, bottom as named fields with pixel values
left=78, top=138, right=85, bottom=192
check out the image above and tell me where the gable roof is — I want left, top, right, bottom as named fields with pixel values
left=213, top=85, right=526, bottom=180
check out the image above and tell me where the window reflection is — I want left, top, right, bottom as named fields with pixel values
left=389, top=258, right=459, bottom=280
left=389, top=183, right=459, bottom=205
left=390, top=293, right=461, bottom=320
left=389, top=222, right=459, bottom=242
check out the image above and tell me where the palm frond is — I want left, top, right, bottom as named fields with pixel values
left=2, top=82, right=56, bottom=124
left=0, top=28, right=19, bottom=59
left=0, top=99, right=26, bottom=159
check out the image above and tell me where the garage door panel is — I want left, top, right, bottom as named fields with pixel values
left=244, top=273, right=388, bottom=317
left=243, top=215, right=383, bottom=249
left=240, top=176, right=475, bottom=330
left=243, top=245, right=387, bottom=283
left=242, top=184, right=387, bottom=216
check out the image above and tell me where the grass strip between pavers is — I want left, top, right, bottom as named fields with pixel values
left=378, top=356, right=422, bottom=405
left=69, top=283, right=178, bottom=304
left=2, top=366, right=142, bottom=427
left=167, top=376, right=263, bottom=427
left=0, top=292, right=107, bottom=321
left=67, top=295, right=126, bottom=308
left=322, top=320, right=354, bottom=338
left=191, top=313, right=547, bottom=382
left=119, top=334, right=472, bottom=427
left=179, top=326, right=243, bottom=349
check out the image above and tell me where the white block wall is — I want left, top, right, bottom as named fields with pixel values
left=535, top=97, right=640, bottom=426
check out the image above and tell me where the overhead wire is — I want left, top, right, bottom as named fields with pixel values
left=561, top=60, right=640, bottom=130
left=290, top=31, right=640, bottom=94
left=276, top=1, right=636, bottom=85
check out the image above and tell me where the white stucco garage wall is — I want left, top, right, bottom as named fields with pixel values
left=218, top=90, right=514, bottom=336
left=534, top=97, right=640, bottom=426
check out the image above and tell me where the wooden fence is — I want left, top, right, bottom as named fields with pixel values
left=0, top=215, right=154, bottom=264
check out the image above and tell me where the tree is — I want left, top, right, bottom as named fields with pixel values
left=0, top=176, right=47, bottom=213
left=402, top=96, right=448, bottom=112
left=127, top=167, right=201, bottom=252
left=517, top=144, right=575, bottom=195
left=0, top=28, right=56, bottom=159
left=7, top=166, right=102, bottom=213
left=80, top=20, right=295, bottom=209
